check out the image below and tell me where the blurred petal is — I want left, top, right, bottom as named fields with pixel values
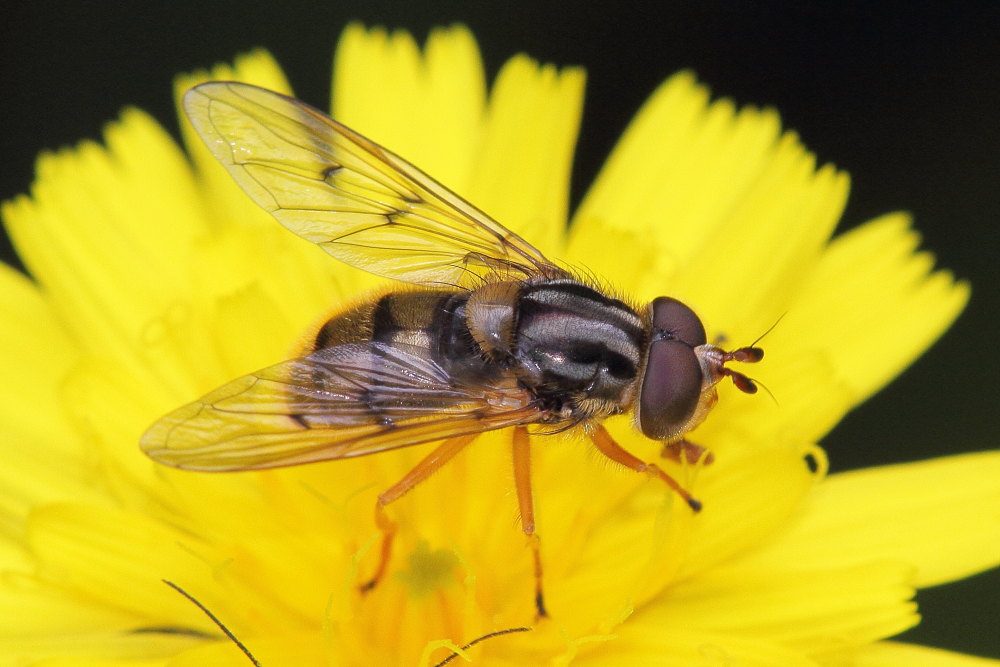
left=640, top=561, right=918, bottom=658
left=778, top=213, right=970, bottom=406
left=3, top=111, right=205, bottom=362
left=848, top=641, right=1000, bottom=666
left=570, top=71, right=847, bottom=315
left=735, top=452, right=1000, bottom=588
left=332, top=24, right=485, bottom=193
left=468, top=55, right=584, bottom=253
left=574, top=628, right=817, bottom=666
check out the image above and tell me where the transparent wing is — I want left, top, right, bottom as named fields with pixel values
left=184, top=81, right=565, bottom=286
left=140, top=342, right=541, bottom=471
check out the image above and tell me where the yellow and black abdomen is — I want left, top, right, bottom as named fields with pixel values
left=308, top=289, right=502, bottom=385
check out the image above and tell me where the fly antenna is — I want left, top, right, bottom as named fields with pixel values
left=721, top=312, right=787, bottom=371
left=760, top=378, right=778, bottom=405
left=737, top=312, right=784, bottom=405
left=749, top=311, right=787, bottom=349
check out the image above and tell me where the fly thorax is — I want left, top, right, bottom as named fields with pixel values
left=513, top=280, right=644, bottom=406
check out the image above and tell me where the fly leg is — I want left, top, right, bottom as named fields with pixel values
left=589, top=423, right=703, bottom=512
left=512, top=426, right=548, bottom=618
left=359, top=434, right=478, bottom=593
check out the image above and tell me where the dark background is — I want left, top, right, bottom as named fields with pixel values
left=2, top=1, right=997, bottom=658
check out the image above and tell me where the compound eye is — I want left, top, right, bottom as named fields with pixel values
left=650, top=296, right=706, bottom=347
left=639, top=340, right=702, bottom=440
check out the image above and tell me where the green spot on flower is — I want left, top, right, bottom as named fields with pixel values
left=396, top=541, right=460, bottom=598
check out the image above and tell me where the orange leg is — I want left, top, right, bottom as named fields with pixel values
left=359, top=434, right=478, bottom=593
left=512, top=426, right=547, bottom=618
left=590, top=424, right=703, bottom=512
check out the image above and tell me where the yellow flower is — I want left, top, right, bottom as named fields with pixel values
left=1, top=23, right=996, bottom=666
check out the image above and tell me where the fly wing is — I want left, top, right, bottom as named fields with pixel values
left=140, top=342, right=541, bottom=471
left=183, top=81, right=566, bottom=286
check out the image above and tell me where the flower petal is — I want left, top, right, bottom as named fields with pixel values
left=332, top=24, right=486, bottom=195
left=164, top=633, right=329, bottom=667
left=0, top=630, right=201, bottom=664
left=847, top=641, right=1000, bottom=666
left=569, top=71, right=847, bottom=316
left=709, top=213, right=970, bottom=453
left=467, top=55, right=584, bottom=253
left=679, top=434, right=822, bottom=576
left=2, top=111, right=206, bottom=365
left=573, top=627, right=818, bottom=666
left=734, top=451, right=1000, bottom=588
left=0, top=266, right=98, bottom=530
left=641, top=560, right=917, bottom=659
left=777, top=213, right=970, bottom=407
left=26, top=503, right=223, bottom=630
left=333, top=24, right=584, bottom=256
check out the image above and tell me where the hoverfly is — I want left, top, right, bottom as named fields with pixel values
left=141, top=82, right=763, bottom=618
